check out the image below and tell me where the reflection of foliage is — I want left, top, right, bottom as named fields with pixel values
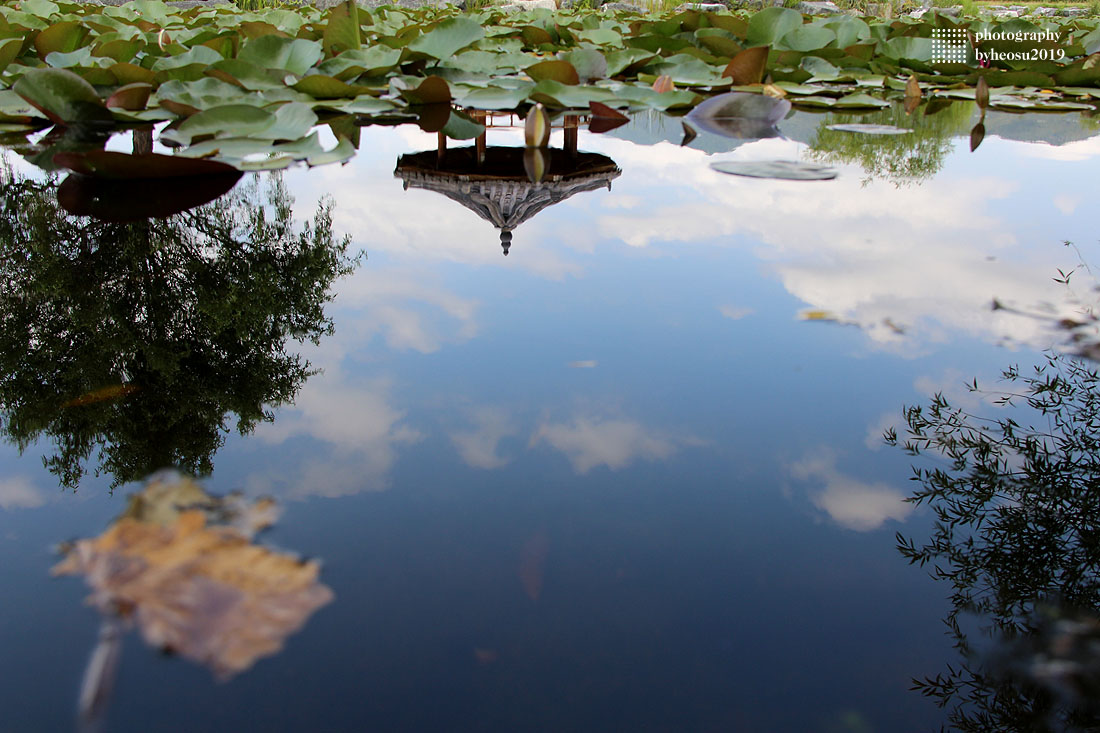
left=0, top=164, right=355, bottom=488
left=807, top=102, right=974, bottom=186
left=889, top=353, right=1100, bottom=731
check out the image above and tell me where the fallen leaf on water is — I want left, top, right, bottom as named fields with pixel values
left=518, top=529, right=549, bottom=602
left=54, top=473, right=332, bottom=681
left=61, top=384, right=140, bottom=408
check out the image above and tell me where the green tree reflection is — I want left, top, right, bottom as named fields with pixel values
left=890, top=353, right=1100, bottom=731
left=807, top=102, right=974, bottom=187
left=0, top=163, right=356, bottom=489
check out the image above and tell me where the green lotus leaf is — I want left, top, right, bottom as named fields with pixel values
left=169, top=104, right=276, bottom=145
left=13, top=67, right=112, bottom=125
left=407, top=16, right=485, bottom=60
left=562, top=48, right=608, bottom=83
left=528, top=79, right=617, bottom=108
left=396, top=75, right=451, bottom=104
left=609, top=84, right=698, bottom=110
left=604, top=48, right=657, bottom=77
left=206, top=59, right=290, bottom=91
left=710, top=159, right=838, bottom=180
left=441, top=108, right=485, bottom=140
left=645, top=54, right=729, bottom=87
left=153, top=46, right=226, bottom=72
left=826, top=123, right=910, bottom=134
left=695, top=29, right=743, bottom=59
left=780, top=25, right=836, bottom=53
left=45, top=47, right=98, bottom=69
left=825, top=17, right=869, bottom=48
left=574, top=28, right=623, bottom=47
left=322, top=0, right=360, bottom=58
left=292, top=74, right=369, bottom=99
left=454, top=83, right=534, bottom=110
left=260, top=102, right=317, bottom=141
left=106, top=82, right=152, bottom=110
left=306, top=135, right=355, bottom=167
left=880, top=37, right=933, bottom=63
left=92, top=39, right=143, bottom=63
left=239, top=154, right=295, bottom=171
left=527, top=59, right=580, bottom=85
left=315, top=96, right=400, bottom=115
left=831, top=92, right=889, bottom=108
left=746, top=7, right=803, bottom=47
left=107, top=63, right=155, bottom=86
left=178, top=136, right=275, bottom=159
left=238, top=35, right=323, bottom=76
left=35, top=21, right=90, bottom=60
left=317, top=46, right=403, bottom=79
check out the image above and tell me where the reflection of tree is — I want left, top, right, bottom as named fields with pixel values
left=0, top=163, right=355, bottom=488
left=807, top=101, right=974, bottom=187
left=889, top=353, right=1100, bottom=731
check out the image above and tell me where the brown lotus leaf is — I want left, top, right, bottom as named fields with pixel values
left=54, top=489, right=332, bottom=680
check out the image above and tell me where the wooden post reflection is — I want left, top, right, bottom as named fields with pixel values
left=474, top=111, right=486, bottom=168
left=564, top=115, right=579, bottom=159
left=436, top=131, right=447, bottom=166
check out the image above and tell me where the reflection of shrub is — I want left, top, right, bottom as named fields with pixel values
left=0, top=168, right=356, bottom=488
left=807, top=101, right=974, bottom=186
left=891, top=352, right=1100, bottom=731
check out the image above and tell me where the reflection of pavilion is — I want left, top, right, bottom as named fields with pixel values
left=394, top=119, right=621, bottom=255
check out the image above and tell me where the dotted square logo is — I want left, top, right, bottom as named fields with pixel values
left=932, top=28, right=969, bottom=63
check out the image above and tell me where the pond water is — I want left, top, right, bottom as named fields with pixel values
left=2, top=103, right=1100, bottom=731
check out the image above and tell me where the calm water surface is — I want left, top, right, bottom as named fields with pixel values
left=2, top=105, right=1099, bottom=731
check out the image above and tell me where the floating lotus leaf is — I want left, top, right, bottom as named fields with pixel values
left=826, top=123, right=911, bottom=135
left=407, top=16, right=485, bottom=60
left=745, top=7, right=802, bottom=47
left=686, top=91, right=790, bottom=139
left=57, top=170, right=244, bottom=220
left=710, top=160, right=838, bottom=180
left=13, top=68, right=113, bottom=125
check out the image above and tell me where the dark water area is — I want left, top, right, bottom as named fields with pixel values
left=2, top=104, right=1100, bottom=731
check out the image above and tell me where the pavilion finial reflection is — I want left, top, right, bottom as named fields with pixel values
left=394, top=114, right=620, bottom=256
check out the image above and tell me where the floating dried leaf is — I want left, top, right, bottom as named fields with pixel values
left=54, top=474, right=331, bottom=681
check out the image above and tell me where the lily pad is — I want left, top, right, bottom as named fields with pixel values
left=825, top=123, right=910, bottom=134
left=13, top=68, right=113, bottom=126
left=710, top=160, right=838, bottom=180
left=685, top=91, right=791, bottom=139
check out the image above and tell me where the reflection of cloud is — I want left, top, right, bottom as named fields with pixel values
left=252, top=373, right=420, bottom=498
left=791, top=450, right=913, bottom=531
left=864, top=412, right=899, bottom=451
left=567, top=360, right=597, bottom=368
left=333, top=269, right=478, bottom=354
left=450, top=407, right=515, bottom=470
left=531, top=416, right=679, bottom=473
left=719, top=305, right=753, bottom=321
left=1054, top=194, right=1080, bottom=215
left=0, top=477, right=45, bottom=510
left=1016, top=135, right=1100, bottom=162
left=574, top=134, right=1091, bottom=355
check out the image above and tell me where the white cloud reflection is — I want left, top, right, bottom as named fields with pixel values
left=450, top=407, right=516, bottom=470
left=251, top=373, right=421, bottom=498
left=0, top=477, right=46, bottom=510
left=791, top=450, right=913, bottom=531
left=530, top=416, right=681, bottom=473
left=574, top=133, right=1098, bottom=355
